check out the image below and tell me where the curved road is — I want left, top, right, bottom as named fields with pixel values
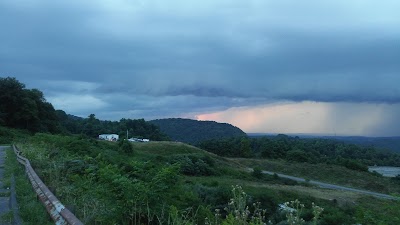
left=248, top=168, right=400, bottom=201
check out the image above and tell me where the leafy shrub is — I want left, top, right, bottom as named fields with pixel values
left=286, top=149, right=309, bottom=163
left=170, top=154, right=215, bottom=176
left=252, top=166, right=263, bottom=179
left=342, top=159, right=368, bottom=172
left=391, top=174, right=400, bottom=182
left=193, top=184, right=231, bottom=206
left=67, top=139, right=93, bottom=155
left=64, top=159, right=86, bottom=175
left=119, top=139, right=133, bottom=154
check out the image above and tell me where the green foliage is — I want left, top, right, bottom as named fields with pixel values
left=341, top=159, right=368, bottom=172
left=119, top=139, right=134, bottom=154
left=0, top=77, right=169, bottom=141
left=355, top=197, right=400, bottom=225
left=334, top=136, right=400, bottom=154
left=286, top=149, right=310, bottom=163
left=193, top=184, right=231, bottom=206
left=11, top=133, right=400, bottom=225
left=252, top=167, right=263, bottom=179
left=200, top=134, right=400, bottom=168
left=150, top=118, right=246, bottom=145
left=170, top=154, right=215, bottom=176
left=15, top=135, right=189, bottom=224
left=282, top=199, right=306, bottom=225
left=0, top=125, right=30, bottom=144
left=199, top=137, right=254, bottom=157
left=391, top=174, right=400, bottom=183
left=0, top=77, right=61, bottom=133
left=216, top=186, right=325, bottom=225
left=238, top=158, right=400, bottom=194
left=57, top=113, right=169, bottom=141
left=3, top=148, right=53, bottom=225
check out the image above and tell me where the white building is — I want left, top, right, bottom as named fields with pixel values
left=99, top=134, right=119, bottom=141
left=128, top=138, right=150, bottom=142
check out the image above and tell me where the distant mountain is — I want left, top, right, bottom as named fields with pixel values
left=149, top=118, right=247, bottom=144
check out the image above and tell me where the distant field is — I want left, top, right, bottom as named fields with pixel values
left=231, top=158, right=400, bottom=194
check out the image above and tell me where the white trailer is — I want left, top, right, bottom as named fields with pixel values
left=98, top=134, right=119, bottom=141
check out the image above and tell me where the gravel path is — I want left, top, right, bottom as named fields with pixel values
left=0, top=146, right=11, bottom=223
left=258, top=169, right=400, bottom=201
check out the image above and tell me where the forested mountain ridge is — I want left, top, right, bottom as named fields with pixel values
left=150, top=118, right=246, bottom=144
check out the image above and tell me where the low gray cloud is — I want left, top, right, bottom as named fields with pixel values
left=1, top=0, right=400, bottom=132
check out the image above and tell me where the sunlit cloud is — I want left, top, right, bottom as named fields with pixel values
left=196, top=102, right=400, bottom=136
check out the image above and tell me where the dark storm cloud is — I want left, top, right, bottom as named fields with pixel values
left=1, top=0, right=400, bottom=122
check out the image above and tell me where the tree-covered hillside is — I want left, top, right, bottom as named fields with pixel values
left=199, top=134, right=400, bottom=168
left=0, top=77, right=168, bottom=140
left=0, top=77, right=61, bottom=133
left=150, top=118, right=246, bottom=144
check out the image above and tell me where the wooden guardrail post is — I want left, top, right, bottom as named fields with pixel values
left=13, top=145, right=84, bottom=225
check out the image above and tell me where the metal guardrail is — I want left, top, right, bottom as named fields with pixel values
left=13, top=145, right=84, bottom=225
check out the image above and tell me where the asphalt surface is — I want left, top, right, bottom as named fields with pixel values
left=0, top=146, right=11, bottom=223
left=257, top=169, right=400, bottom=201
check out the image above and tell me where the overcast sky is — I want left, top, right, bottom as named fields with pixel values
left=1, top=0, right=400, bottom=136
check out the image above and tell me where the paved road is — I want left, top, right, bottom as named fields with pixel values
left=249, top=168, right=400, bottom=201
left=0, top=146, right=11, bottom=223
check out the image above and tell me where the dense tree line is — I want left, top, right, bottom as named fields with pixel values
left=198, top=137, right=253, bottom=158
left=331, top=136, right=400, bottom=153
left=150, top=118, right=246, bottom=144
left=199, top=134, right=400, bottom=168
left=57, top=111, right=169, bottom=140
left=0, top=77, right=61, bottom=133
left=0, top=77, right=168, bottom=140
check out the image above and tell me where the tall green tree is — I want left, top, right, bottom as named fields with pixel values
left=240, top=137, right=252, bottom=157
left=0, top=77, right=61, bottom=132
left=0, top=77, right=26, bottom=127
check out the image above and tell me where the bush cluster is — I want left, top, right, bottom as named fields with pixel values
left=170, top=154, right=215, bottom=176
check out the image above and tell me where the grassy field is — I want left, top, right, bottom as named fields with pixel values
left=231, top=158, right=400, bottom=195
left=8, top=134, right=400, bottom=224
left=132, top=141, right=400, bottom=224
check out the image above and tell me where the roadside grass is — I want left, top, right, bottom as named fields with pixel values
left=133, top=141, right=202, bottom=155
left=4, top=147, right=53, bottom=225
left=355, top=196, right=400, bottom=224
left=185, top=174, right=360, bottom=205
left=133, top=141, right=229, bottom=161
left=132, top=141, right=235, bottom=171
left=13, top=135, right=400, bottom=224
left=232, top=158, right=400, bottom=194
left=0, top=126, right=30, bottom=145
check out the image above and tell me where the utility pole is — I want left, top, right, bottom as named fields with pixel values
left=126, top=129, right=129, bottom=139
